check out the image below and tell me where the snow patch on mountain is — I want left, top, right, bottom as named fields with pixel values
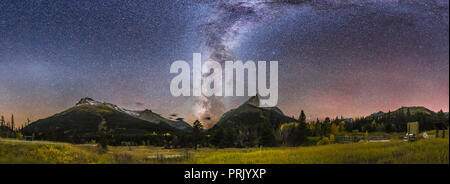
left=76, top=97, right=139, bottom=117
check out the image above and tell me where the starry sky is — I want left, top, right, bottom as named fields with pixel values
left=0, top=0, right=448, bottom=128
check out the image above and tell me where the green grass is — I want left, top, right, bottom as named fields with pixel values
left=424, top=129, right=449, bottom=138
left=0, top=139, right=109, bottom=164
left=1, top=138, right=448, bottom=164
left=190, top=139, right=448, bottom=164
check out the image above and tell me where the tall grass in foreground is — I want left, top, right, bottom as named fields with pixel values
left=0, top=138, right=448, bottom=164
left=0, top=141, right=110, bottom=164
left=189, top=139, right=449, bottom=164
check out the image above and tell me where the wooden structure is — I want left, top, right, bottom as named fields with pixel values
left=406, top=122, right=419, bottom=141
left=434, top=122, right=448, bottom=138
left=24, top=133, right=35, bottom=141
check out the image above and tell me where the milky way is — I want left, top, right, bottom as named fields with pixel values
left=0, top=0, right=448, bottom=127
left=195, top=0, right=449, bottom=127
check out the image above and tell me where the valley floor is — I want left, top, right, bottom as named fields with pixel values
left=0, top=138, right=448, bottom=164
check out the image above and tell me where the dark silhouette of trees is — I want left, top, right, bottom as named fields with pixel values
left=258, top=121, right=277, bottom=147
left=210, top=128, right=225, bottom=148
left=192, top=120, right=203, bottom=150
left=299, top=110, right=306, bottom=124
left=0, top=115, right=4, bottom=127
left=11, top=114, right=14, bottom=131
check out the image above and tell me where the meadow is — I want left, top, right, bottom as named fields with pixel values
left=0, top=136, right=448, bottom=164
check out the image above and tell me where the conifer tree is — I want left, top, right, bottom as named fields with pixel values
left=0, top=115, right=4, bottom=127
left=298, top=110, right=306, bottom=124
left=11, top=114, right=15, bottom=132
left=192, top=120, right=203, bottom=150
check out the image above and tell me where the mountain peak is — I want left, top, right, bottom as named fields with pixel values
left=398, top=106, right=426, bottom=110
left=213, top=95, right=295, bottom=130
left=142, top=109, right=152, bottom=113
left=245, top=95, right=260, bottom=107
left=395, top=106, right=433, bottom=114
left=369, top=111, right=385, bottom=117
left=76, top=97, right=100, bottom=106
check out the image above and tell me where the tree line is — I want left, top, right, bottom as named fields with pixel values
left=0, top=114, right=31, bottom=138
left=6, top=109, right=449, bottom=149
left=204, top=109, right=448, bottom=148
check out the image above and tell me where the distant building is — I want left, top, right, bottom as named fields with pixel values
left=406, top=122, right=419, bottom=141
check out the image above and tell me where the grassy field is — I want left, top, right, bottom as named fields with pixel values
left=0, top=138, right=448, bottom=164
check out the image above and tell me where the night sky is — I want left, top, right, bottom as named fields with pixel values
left=0, top=0, right=448, bottom=128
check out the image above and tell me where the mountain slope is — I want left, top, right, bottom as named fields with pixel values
left=393, top=106, right=434, bottom=115
left=22, top=98, right=179, bottom=143
left=212, top=96, right=297, bottom=130
left=76, top=98, right=192, bottom=131
left=137, top=109, right=192, bottom=132
left=367, top=106, right=435, bottom=118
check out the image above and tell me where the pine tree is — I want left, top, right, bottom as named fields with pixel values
left=0, top=115, right=3, bottom=137
left=192, top=120, right=203, bottom=150
left=316, top=118, right=322, bottom=137
left=211, top=128, right=225, bottom=148
left=323, top=117, right=331, bottom=137
left=296, top=110, right=308, bottom=145
left=11, top=114, right=15, bottom=132
left=406, top=109, right=411, bottom=122
left=0, top=115, right=4, bottom=127
left=298, top=110, right=306, bottom=123
left=258, top=121, right=276, bottom=147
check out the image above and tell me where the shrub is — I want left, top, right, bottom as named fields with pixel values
left=329, top=134, right=335, bottom=144
left=317, top=137, right=330, bottom=145
left=305, top=137, right=321, bottom=146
